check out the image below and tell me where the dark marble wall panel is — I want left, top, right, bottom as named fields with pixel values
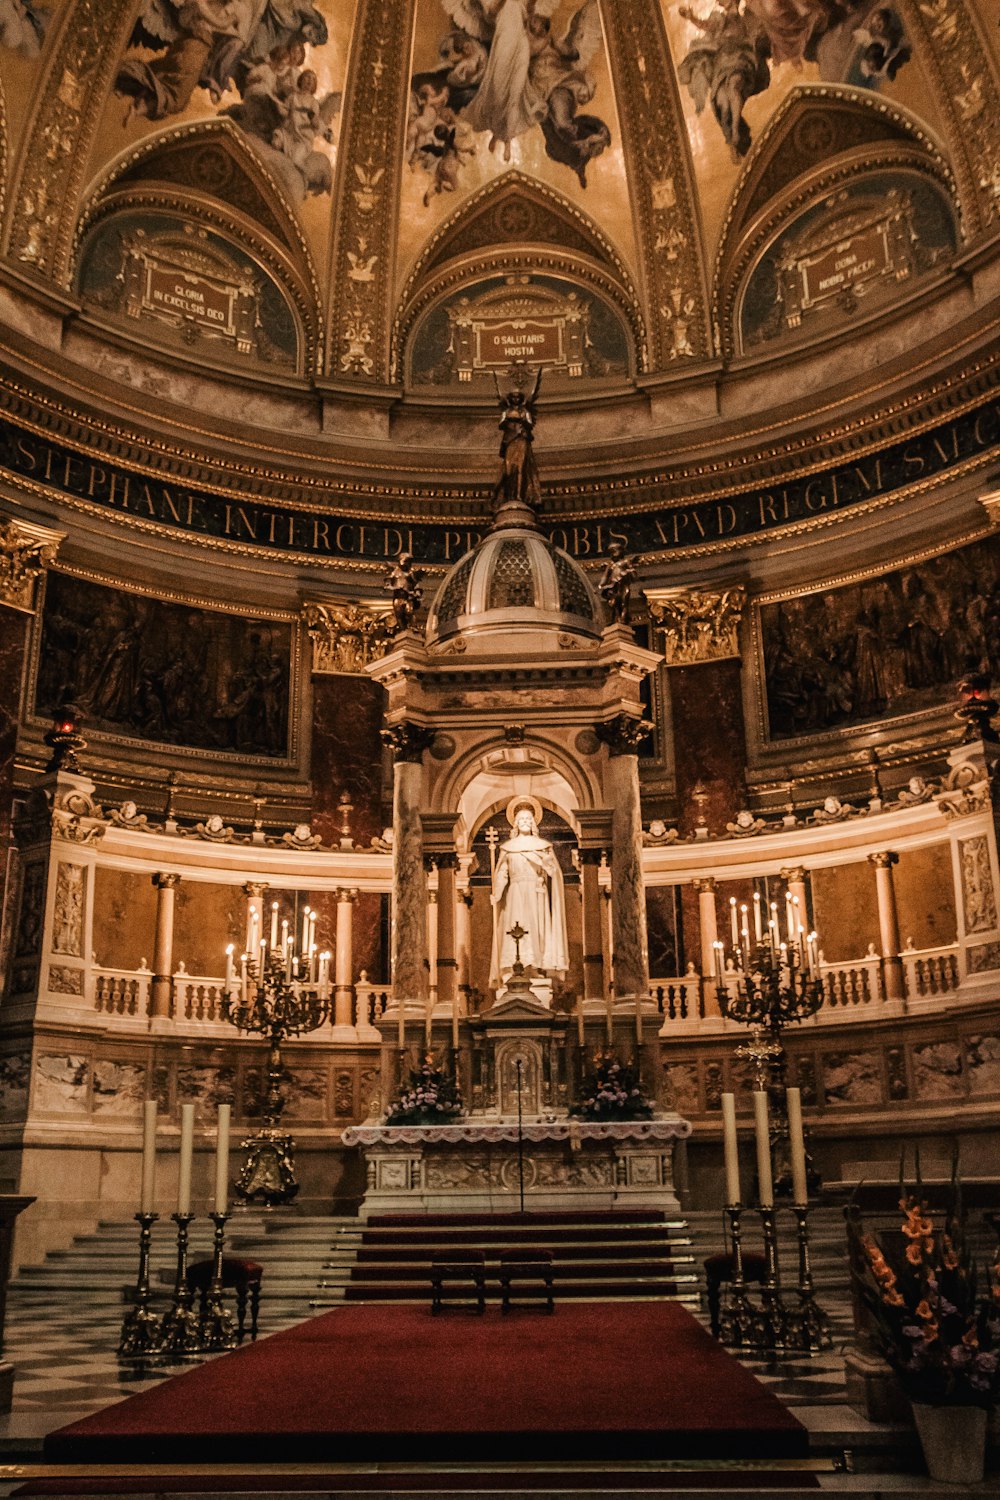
left=811, top=861, right=880, bottom=962
left=669, top=660, right=748, bottom=835
left=310, top=676, right=386, bottom=847
left=92, top=867, right=158, bottom=970
left=895, top=844, right=957, bottom=950
left=0, top=607, right=27, bottom=956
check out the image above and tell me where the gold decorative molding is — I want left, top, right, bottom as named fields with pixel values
left=0, top=517, right=62, bottom=612
left=646, top=586, right=746, bottom=665
left=900, top=0, right=1000, bottom=233
left=325, top=0, right=414, bottom=383
left=302, top=599, right=392, bottom=675
left=599, top=0, right=711, bottom=367
left=3, top=0, right=137, bottom=281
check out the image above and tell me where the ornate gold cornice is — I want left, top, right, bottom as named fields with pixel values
left=302, top=598, right=392, bottom=675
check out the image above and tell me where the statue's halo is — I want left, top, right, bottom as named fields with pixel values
left=506, top=794, right=543, bottom=828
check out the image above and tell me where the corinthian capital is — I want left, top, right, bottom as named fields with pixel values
left=646, top=585, right=746, bottom=665
left=302, top=599, right=392, bottom=675
left=381, top=721, right=435, bottom=763
left=595, top=713, right=653, bottom=757
left=0, top=518, right=63, bottom=612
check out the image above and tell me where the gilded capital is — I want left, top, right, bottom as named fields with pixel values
left=152, top=871, right=181, bottom=891
left=780, top=866, right=807, bottom=883
left=382, top=721, right=435, bottom=763
left=595, top=713, right=654, bottom=757
left=336, top=887, right=359, bottom=904
left=0, top=519, right=63, bottom=613
left=868, top=851, right=899, bottom=869
left=692, top=876, right=717, bottom=893
left=303, top=599, right=392, bottom=676
left=646, top=586, right=746, bottom=666
left=242, top=881, right=269, bottom=898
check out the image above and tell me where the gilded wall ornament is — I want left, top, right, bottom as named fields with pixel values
left=646, top=586, right=745, bottom=665
left=326, top=0, right=415, bottom=383
left=3, top=0, right=136, bottom=280
left=599, top=0, right=709, bottom=366
left=0, top=518, right=61, bottom=613
left=303, top=600, right=392, bottom=675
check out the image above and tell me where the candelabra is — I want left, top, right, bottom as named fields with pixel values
left=714, top=895, right=824, bottom=1195
left=118, top=1212, right=162, bottom=1365
left=199, top=1212, right=238, bottom=1352
left=718, top=1205, right=756, bottom=1348
left=158, top=1213, right=201, bottom=1361
left=223, top=920, right=331, bottom=1206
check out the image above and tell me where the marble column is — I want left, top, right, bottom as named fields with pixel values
left=692, top=875, right=720, bottom=1017
left=334, top=887, right=357, bottom=1032
left=579, top=851, right=606, bottom=1009
left=602, top=727, right=650, bottom=1006
left=434, top=855, right=458, bottom=1018
left=869, top=851, right=905, bottom=1002
left=456, top=883, right=473, bottom=1012
left=385, top=725, right=433, bottom=1030
left=242, top=881, right=267, bottom=953
left=150, top=873, right=181, bottom=1020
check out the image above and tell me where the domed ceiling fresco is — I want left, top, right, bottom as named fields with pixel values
left=0, top=0, right=997, bottom=391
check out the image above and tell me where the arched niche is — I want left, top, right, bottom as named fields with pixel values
left=712, top=85, right=961, bottom=359
left=73, top=120, right=322, bottom=374
left=405, top=269, right=633, bottom=389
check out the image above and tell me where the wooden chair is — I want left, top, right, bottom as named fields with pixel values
left=703, top=1250, right=767, bottom=1338
left=186, top=1256, right=263, bottom=1341
left=430, top=1249, right=486, bottom=1314
left=499, top=1249, right=555, bottom=1314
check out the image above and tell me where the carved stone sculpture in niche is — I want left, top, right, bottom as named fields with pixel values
left=761, top=532, right=1000, bottom=738
left=960, top=835, right=999, bottom=935
left=37, top=572, right=292, bottom=759
left=52, top=863, right=84, bottom=957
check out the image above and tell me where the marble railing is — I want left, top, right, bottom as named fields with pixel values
left=356, top=973, right=392, bottom=1028
left=652, top=941, right=962, bottom=1034
left=172, top=968, right=228, bottom=1023
left=94, top=967, right=150, bottom=1018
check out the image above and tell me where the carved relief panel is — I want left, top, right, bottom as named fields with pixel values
left=52, top=861, right=84, bottom=957
left=960, top=834, right=999, bottom=935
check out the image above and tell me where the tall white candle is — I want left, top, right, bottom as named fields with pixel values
left=140, top=1100, right=157, bottom=1214
left=752, top=892, right=762, bottom=942
left=785, top=892, right=795, bottom=943
left=270, top=902, right=278, bottom=948
left=177, top=1103, right=195, bottom=1216
left=225, top=944, right=235, bottom=991
left=301, top=906, right=310, bottom=952
left=753, top=1089, right=773, bottom=1208
left=786, top=1086, right=808, bottom=1205
left=721, top=1092, right=741, bottom=1206
left=730, top=897, right=738, bottom=947
left=214, top=1104, right=231, bottom=1215
left=280, top=918, right=289, bottom=957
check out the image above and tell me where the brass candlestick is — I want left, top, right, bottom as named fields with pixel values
left=199, top=1212, right=237, bottom=1353
left=158, top=1213, right=201, bottom=1361
left=118, top=1212, right=162, bottom=1363
left=718, top=1204, right=756, bottom=1349
left=787, top=1204, right=832, bottom=1352
left=752, top=1205, right=789, bottom=1351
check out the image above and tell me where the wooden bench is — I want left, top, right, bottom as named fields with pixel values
left=499, top=1249, right=555, bottom=1314
left=186, top=1257, right=263, bottom=1341
left=430, top=1250, right=486, bottom=1314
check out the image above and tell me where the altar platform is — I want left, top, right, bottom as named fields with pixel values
left=341, top=1117, right=691, bottom=1216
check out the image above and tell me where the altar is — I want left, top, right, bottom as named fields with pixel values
left=341, top=1118, right=691, bottom=1216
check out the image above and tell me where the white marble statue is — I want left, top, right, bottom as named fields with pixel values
left=489, top=795, right=568, bottom=992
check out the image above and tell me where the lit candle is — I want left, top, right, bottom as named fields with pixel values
left=225, top=944, right=235, bottom=991
left=752, top=891, right=762, bottom=943
left=796, top=922, right=807, bottom=966
left=721, top=1092, right=741, bottom=1206
left=713, top=939, right=725, bottom=986
left=785, top=892, right=795, bottom=943
left=730, top=897, right=738, bottom=947
left=240, top=953, right=248, bottom=1005
left=177, top=1102, right=195, bottom=1216
left=786, top=1086, right=808, bottom=1205
left=270, top=902, right=278, bottom=949
left=301, top=906, right=311, bottom=952
left=280, top=918, right=289, bottom=956
left=740, top=905, right=750, bottom=962
left=753, top=1090, right=773, bottom=1208
left=807, top=931, right=818, bottom=972
left=214, top=1103, right=231, bottom=1215
left=248, top=909, right=258, bottom=951
left=140, top=1100, right=157, bottom=1215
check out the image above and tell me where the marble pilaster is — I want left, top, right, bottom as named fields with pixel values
left=389, top=750, right=428, bottom=1010
left=870, top=852, right=905, bottom=1003
left=604, top=750, right=650, bottom=1005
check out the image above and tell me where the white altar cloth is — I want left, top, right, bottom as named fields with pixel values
left=342, top=1118, right=692, bottom=1148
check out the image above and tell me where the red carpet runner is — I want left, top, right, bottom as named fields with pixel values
left=46, top=1301, right=808, bottom=1467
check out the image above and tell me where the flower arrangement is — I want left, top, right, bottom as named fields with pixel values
left=848, top=1177, right=1000, bottom=1409
left=385, top=1055, right=463, bottom=1126
left=571, top=1051, right=653, bottom=1121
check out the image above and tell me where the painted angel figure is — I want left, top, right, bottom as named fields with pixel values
left=677, top=0, right=771, bottom=161
left=0, top=0, right=48, bottom=58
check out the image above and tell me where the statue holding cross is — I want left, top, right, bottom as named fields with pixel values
left=488, top=795, right=568, bottom=998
